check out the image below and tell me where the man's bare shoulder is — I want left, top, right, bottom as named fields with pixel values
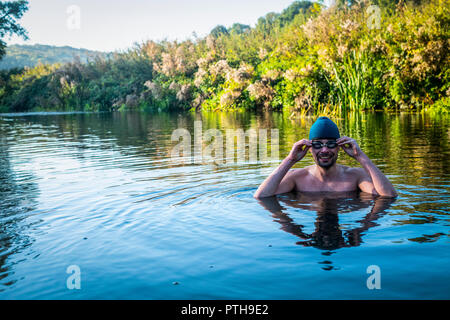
left=339, top=165, right=368, bottom=179
left=289, top=166, right=314, bottom=177
left=291, top=165, right=314, bottom=174
left=338, top=164, right=358, bottom=172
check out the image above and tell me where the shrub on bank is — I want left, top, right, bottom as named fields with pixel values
left=0, top=0, right=448, bottom=113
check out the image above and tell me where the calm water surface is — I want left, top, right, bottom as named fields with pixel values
left=0, top=111, right=448, bottom=299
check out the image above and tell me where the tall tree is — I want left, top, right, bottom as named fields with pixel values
left=0, top=0, right=29, bottom=60
left=228, top=23, right=251, bottom=35
left=210, top=25, right=228, bottom=38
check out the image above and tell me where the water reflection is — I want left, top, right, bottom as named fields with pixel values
left=0, top=136, right=39, bottom=290
left=257, top=192, right=395, bottom=257
left=0, top=111, right=448, bottom=297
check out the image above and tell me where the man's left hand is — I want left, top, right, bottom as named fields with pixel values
left=337, top=136, right=363, bottom=159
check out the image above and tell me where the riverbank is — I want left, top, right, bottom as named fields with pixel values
left=0, top=0, right=448, bottom=114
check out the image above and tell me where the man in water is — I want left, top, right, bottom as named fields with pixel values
left=254, top=116, right=397, bottom=198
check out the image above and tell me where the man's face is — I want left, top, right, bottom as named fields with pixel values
left=310, top=139, right=339, bottom=169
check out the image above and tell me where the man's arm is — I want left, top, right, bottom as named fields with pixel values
left=254, top=139, right=311, bottom=199
left=356, top=154, right=397, bottom=197
left=253, top=158, right=297, bottom=198
left=337, top=136, right=397, bottom=198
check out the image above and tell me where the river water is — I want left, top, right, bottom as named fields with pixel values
left=0, top=111, right=448, bottom=299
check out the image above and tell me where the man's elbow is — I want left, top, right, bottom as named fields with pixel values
left=379, top=189, right=398, bottom=198
left=367, top=187, right=397, bottom=198
left=253, top=192, right=264, bottom=199
left=253, top=191, right=271, bottom=199
left=387, top=191, right=398, bottom=198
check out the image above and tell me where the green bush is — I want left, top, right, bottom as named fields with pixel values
left=0, top=0, right=448, bottom=114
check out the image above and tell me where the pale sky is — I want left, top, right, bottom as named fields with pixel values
left=6, top=0, right=307, bottom=52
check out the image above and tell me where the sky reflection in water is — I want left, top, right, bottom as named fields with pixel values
left=0, top=111, right=448, bottom=299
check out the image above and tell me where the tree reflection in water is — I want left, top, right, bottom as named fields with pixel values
left=257, top=192, right=395, bottom=270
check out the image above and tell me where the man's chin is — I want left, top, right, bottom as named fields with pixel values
left=317, top=158, right=336, bottom=169
left=318, top=163, right=334, bottom=169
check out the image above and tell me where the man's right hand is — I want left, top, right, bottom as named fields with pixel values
left=287, top=139, right=311, bottom=163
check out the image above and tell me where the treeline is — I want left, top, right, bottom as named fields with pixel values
left=0, top=44, right=109, bottom=70
left=0, top=0, right=448, bottom=113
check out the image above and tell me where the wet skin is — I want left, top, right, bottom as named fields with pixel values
left=291, top=139, right=364, bottom=193
left=254, top=136, right=397, bottom=198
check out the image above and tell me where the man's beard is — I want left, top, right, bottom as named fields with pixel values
left=315, top=152, right=338, bottom=169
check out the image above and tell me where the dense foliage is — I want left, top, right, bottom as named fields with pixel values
left=0, top=0, right=28, bottom=59
left=0, top=0, right=448, bottom=113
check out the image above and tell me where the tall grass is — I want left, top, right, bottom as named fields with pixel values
left=327, top=50, right=372, bottom=114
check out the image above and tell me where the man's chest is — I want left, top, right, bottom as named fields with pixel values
left=294, top=176, right=359, bottom=192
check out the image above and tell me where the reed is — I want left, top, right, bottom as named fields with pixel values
left=327, top=50, right=372, bottom=114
